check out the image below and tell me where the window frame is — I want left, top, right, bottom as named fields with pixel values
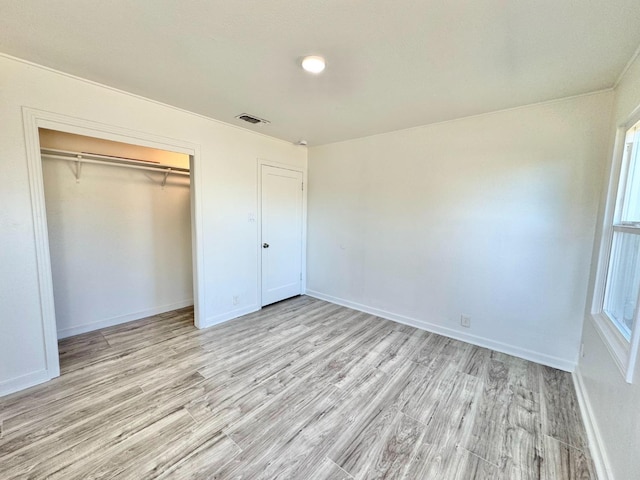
left=591, top=111, right=640, bottom=383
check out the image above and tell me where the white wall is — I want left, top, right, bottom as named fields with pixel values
left=307, top=92, right=613, bottom=370
left=0, top=55, right=306, bottom=395
left=577, top=53, right=640, bottom=480
left=41, top=133, right=193, bottom=338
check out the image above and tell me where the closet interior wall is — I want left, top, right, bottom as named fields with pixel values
left=39, top=129, right=194, bottom=339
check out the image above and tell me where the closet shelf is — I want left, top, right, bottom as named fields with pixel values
left=40, top=148, right=190, bottom=184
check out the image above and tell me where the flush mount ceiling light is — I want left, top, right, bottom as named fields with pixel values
left=301, top=56, right=326, bottom=74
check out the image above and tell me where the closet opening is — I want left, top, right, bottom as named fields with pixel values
left=39, top=128, right=196, bottom=372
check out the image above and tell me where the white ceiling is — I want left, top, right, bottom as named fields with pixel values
left=1, top=1, right=640, bottom=145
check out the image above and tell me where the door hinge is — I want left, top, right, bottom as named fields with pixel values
left=301, top=182, right=304, bottom=191
left=300, top=272, right=302, bottom=280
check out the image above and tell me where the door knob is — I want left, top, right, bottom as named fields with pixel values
left=263, top=243, right=269, bottom=248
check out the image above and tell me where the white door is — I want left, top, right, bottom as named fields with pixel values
left=261, top=164, right=303, bottom=306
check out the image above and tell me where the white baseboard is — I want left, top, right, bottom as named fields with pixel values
left=306, top=290, right=575, bottom=372
left=200, top=304, right=260, bottom=329
left=0, top=369, right=51, bottom=398
left=572, top=367, right=614, bottom=480
left=56, top=299, right=195, bottom=339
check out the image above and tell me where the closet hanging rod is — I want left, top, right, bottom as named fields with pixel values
left=40, top=148, right=190, bottom=176
left=41, top=153, right=190, bottom=177
left=41, top=148, right=190, bottom=172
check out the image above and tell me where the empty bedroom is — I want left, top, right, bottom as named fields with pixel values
left=1, top=2, right=639, bottom=479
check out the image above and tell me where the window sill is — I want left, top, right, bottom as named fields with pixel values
left=590, top=312, right=635, bottom=383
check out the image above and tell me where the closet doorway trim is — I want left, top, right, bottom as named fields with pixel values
left=22, top=107, right=205, bottom=384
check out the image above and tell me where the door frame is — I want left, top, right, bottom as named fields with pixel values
left=22, top=107, right=206, bottom=382
left=257, top=158, right=307, bottom=307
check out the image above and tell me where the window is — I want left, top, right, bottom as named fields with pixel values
left=604, top=232, right=640, bottom=340
left=594, top=118, right=640, bottom=382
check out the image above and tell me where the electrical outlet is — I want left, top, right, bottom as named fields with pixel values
left=460, top=314, right=471, bottom=328
left=232, top=295, right=239, bottom=305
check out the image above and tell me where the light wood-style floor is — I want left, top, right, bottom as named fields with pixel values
left=0, top=296, right=595, bottom=479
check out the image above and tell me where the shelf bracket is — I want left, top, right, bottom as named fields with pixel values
left=75, top=155, right=82, bottom=183
left=161, top=168, right=172, bottom=188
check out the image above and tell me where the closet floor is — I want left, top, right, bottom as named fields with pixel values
left=0, top=296, right=595, bottom=479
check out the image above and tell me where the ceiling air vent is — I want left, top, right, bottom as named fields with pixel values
left=235, top=113, right=270, bottom=125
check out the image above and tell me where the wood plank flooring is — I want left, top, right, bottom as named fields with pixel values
left=0, top=296, right=596, bottom=479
